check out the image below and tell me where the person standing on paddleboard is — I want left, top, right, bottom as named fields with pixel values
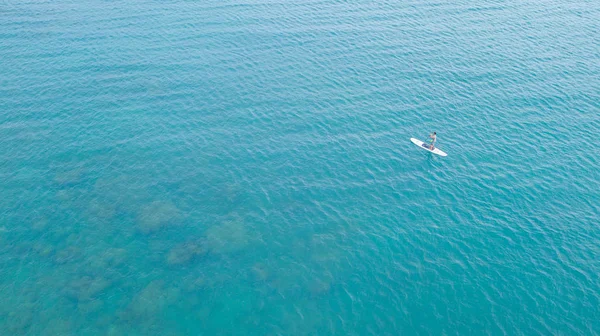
left=429, top=132, right=437, bottom=150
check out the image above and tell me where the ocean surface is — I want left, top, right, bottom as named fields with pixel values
left=1, top=0, right=599, bottom=334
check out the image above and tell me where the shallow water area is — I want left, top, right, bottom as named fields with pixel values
left=1, top=0, right=599, bottom=334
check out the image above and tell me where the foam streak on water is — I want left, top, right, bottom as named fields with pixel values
left=1, top=0, right=599, bottom=334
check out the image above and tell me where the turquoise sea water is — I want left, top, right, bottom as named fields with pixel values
left=1, top=0, right=600, bottom=334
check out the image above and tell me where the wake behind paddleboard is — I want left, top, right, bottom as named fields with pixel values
left=411, top=138, right=447, bottom=156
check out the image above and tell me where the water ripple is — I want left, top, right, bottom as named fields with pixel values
left=1, top=0, right=600, bottom=334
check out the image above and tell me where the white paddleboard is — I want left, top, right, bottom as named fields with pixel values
left=411, top=138, right=447, bottom=156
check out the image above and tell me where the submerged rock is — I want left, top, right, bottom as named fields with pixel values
left=53, top=246, right=82, bottom=265
left=32, top=242, right=54, bottom=258
left=54, top=169, right=83, bottom=186
left=129, top=281, right=165, bottom=317
left=55, top=189, right=75, bottom=202
left=308, top=278, right=331, bottom=297
left=251, top=263, right=270, bottom=282
left=136, top=201, right=181, bottom=234
left=12, top=242, right=34, bottom=260
left=122, top=280, right=180, bottom=321
left=87, top=200, right=117, bottom=221
left=183, top=276, right=206, bottom=293
left=166, top=240, right=207, bottom=266
left=5, top=309, right=33, bottom=334
left=87, top=247, right=127, bottom=272
left=104, top=247, right=128, bottom=267
left=64, top=276, right=111, bottom=302
left=78, top=299, right=103, bottom=315
left=43, top=318, right=73, bottom=335
left=32, top=218, right=49, bottom=231
left=206, top=219, right=251, bottom=254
